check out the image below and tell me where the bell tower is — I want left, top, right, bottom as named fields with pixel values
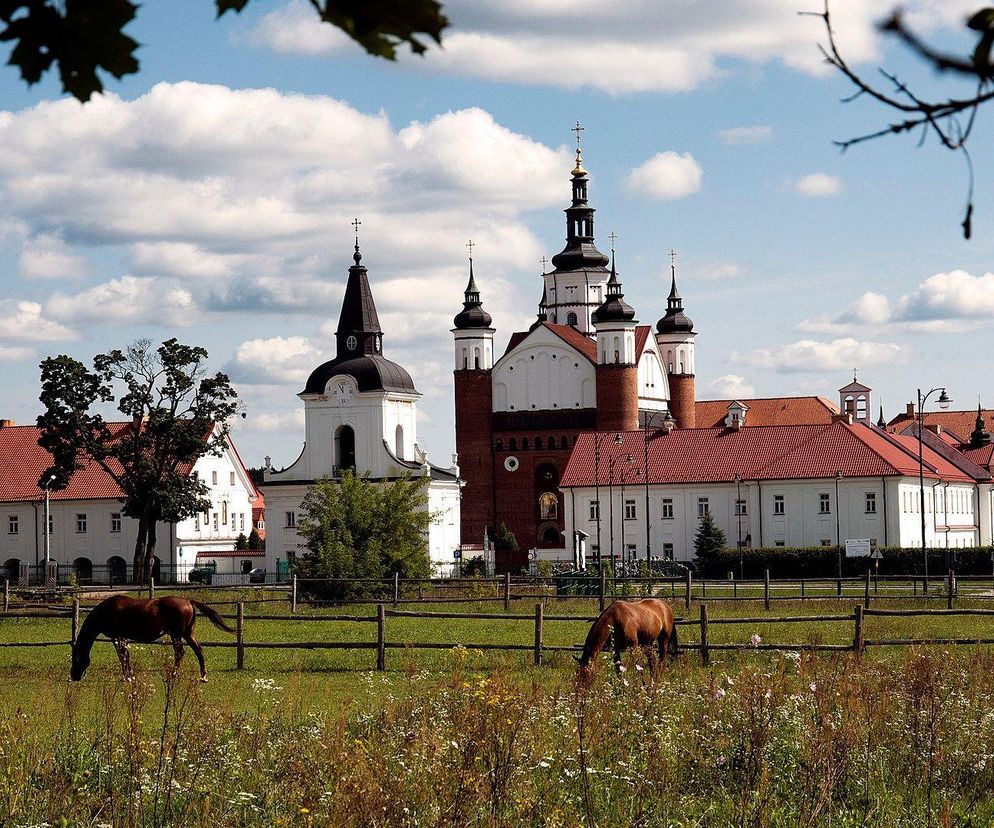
left=655, top=252, right=696, bottom=429
left=592, top=248, right=639, bottom=432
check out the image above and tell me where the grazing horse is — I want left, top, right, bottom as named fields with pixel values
left=576, top=598, right=678, bottom=670
left=70, top=595, right=235, bottom=682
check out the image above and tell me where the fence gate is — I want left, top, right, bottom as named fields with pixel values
left=17, top=564, right=28, bottom=587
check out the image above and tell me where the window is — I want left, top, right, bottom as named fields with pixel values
left=735, top=500, right=747, bottom=516
left=212, top=470, right=218, bottom=485
left=661, top=498, right=674, bottom=519
left=110, top=513, right=121, bottom=533
left=821, top=539, right=832, bottom=547
left=865, top=492, right=877, bottom=514
left=76, top=514, right=87, bottom=534
left=626, top=543, right=637, bottom=559
left=221, top=501, right=228, bottom=525
left=589, top=500, right=600, bottom=521
left=539, top=492, right=558, bottom=520
left=774, top=495, right=785, bottom=515
left=241, top=560, right=253, bottom=574
left=624, top=500, right=637, bottom=520
left=213, top=513, right=219, bottom=531
left=567, top=311, right=578, bottom=326
left=697, top=497, right=709, bottom=517
left=257, top=519, right=265, bottom=530
left=285, top=511, right=296, bottom=529
left=239, top=513, right=245, bottom=532
left=195, top=515, right=200, bottom=531
left=662, top=543, right=674, bottom=559
left=230, top=471, right=236, bottom=486
left=819, top=493, right=831, bottom=514
left=7, top=515, right=17, bottom=535
left=775, top=540, right=785, bottom=547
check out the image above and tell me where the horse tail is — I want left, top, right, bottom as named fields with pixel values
left=578, top=606, right=615, bottom=667
left=189, top=600, right=236, bottom=634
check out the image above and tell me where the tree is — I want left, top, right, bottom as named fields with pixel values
left=1, top=0, right=447, bottom=103
left=234, top=532, right=248, bottom=550
left=492, top=521, right=519, bottom=554
left=817, top=2, right=994, bottom=238
left=247, top=527, right=264, bottom=550
left=37, top=338, right=239, bottom=583
left=694, top=512, right=727, bottom=563
left=294, top=470, right=432, bottom=599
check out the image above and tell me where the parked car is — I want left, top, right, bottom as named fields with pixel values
left=248, top=567, right=267, bottom=584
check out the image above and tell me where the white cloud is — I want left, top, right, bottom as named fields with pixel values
left=625, top=152, right=702, bottom=200
left=736, top=338, right=907, bottom=373
left=720, top=125, right=772, bottom=145
left=18, top=234, right=87, bottom=280
left=0, top=345, right=35, bottom=362
left=680, top=260, right=744, bottom=283
left=252, top=409, right=306, bottom=434
left=801, top=270, right=994, bottom=334
left=226, top=336, right=327, bottom=386
left=245, top=0, right=893, bottom=93
left=796, top=173, right=843, bottom=197
left=46, top=276, right=197, bottom=327
left=708, top=374, right=756, bottom=399
left=0, top=300, right=75, bottom=342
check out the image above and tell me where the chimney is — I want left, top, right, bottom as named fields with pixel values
left=906, top=402, right=915, bottom=418
left=730, top=418, right=743, bottom=431
left=833, top=413, right=854, bottom=425
left=0, top=419, right=14, bottom=428
left=927, top=424, right=942, bottom=435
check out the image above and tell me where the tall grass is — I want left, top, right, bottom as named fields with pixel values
left=3, top=646, right=994, bottom=826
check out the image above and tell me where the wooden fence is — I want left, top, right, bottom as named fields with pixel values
left=6, top=596, right=994, bottom=671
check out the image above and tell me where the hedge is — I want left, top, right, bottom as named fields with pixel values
left=695, top=546, right=994, bottom=579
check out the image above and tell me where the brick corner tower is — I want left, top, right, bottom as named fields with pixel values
left=452, top=255, right=495, bottom=546
left=655, top=255, right=696, bottom=429
left=592, top=250, right=639, bottom=432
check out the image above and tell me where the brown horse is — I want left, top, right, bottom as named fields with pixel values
left=70, top=595, right=235, bottom=682
left=576, top=598, right=678, bottom=670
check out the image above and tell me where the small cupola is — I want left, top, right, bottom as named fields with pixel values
left=971, top=402, right=991, bottom=448
left=452, top=256, right=492, bottom=330
left=591, top=248, right=636, bottom=324
left=655, top=255, right=694, bottom=335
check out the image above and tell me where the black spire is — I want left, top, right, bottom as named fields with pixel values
left=656, top=251, right=694, bottom=335
left=592, top=247, right=636, bottom=324
left=876, top=404, right=887, bottom=429
left=531, top=283, right=549, bottom=329
left=453, top=256, right=493, bottom=329
left=970, top=402, right=991, bottom=448
left=336, top=235, right=383, bottom=358
left=550, top=124, right=609, bottom=272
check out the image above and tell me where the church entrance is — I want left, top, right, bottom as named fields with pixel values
left=535, top=463, right=564, bottom=549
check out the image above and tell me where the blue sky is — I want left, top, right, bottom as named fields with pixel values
left=1, top=0, right=993, bottom=468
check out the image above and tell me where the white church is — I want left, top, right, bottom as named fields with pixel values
left=261, top=241, right=463, bottom=576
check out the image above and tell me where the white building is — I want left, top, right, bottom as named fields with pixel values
left=557, top=417, right=991, bottom=566
left=261, top=242, right=462, bottom=576
left=0, top=421, right=261, bottom=584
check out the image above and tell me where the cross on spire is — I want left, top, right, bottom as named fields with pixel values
left=540, top=256, right=549, bottom=272
left=572, top=120, right=584, bottom=148
left=608, top=230, right=617, bottom=254
left=351, top=217, right=362, bottom=247
left=669, top=249, right=677, bottom=271
left=466, top=239, right=475, bottom=260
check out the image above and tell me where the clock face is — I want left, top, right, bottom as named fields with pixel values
left=346, top=335, right=358, bottom=351
left=331, top=380, right=354, bottom=405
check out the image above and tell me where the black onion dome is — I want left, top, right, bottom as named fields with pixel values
left=453, top=259, right=492, bottom=329
left=655, top=266, right=694, bottom=334
left=303, top=355, right=417, bottom=395
left=592, top=255, right=636, bottom=324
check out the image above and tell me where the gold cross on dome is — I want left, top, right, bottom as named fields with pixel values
left=466, top=239, right=475, bottom=258
left=572, top=120, right=584, bottom=147
left=608, top=230, right=617, bottom=253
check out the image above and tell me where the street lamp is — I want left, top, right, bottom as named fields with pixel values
left=643, top=408, right=674, bottom=571
left=618, top=454, right=636, bottom=568
left=41, top=473, right=56, bottom=582
left=835, top=470, right=843, bottom=578
left=593, top=432, right=623, bottom=572
left=734, top=474, right=743, bottom=578
left=917, top=387, right=951, bottom=593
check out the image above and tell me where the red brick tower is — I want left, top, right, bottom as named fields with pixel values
left=593, top=251, right=639, bottom=432
left=655, top=254, right=696, bottom=429
left=452, top=256, right=495, bottom=546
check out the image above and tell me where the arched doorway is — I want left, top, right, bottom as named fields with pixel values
left=4, top=558, right=19, bottom=583
left=535, top=463, right=563, bottom=548
left=335, top=425, right=356, bottom=475
left=107, top=556, right=127, bottom=584
left=151, top=556, right=161, bottom=583
left=540, top=526, right=562, bottom=547
left=73, top=557, right=92, bottom=583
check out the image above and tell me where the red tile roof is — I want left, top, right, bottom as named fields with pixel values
left=634, top=325, right=652, bottom=358
left=694, top=396, right=840, bottom=428
left=502, top=322, right=597, bottom=363
left=561, top=421, right=975, bottom=487
left=888, top=409, right=994, bottom=439
left=0, top=423, right=198, bottom=503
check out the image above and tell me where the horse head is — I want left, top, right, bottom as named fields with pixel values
left=70, top=645, right=90, bottom=681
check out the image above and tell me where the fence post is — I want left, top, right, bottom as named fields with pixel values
left=290, top=576, right=297, bottom=614
left=948, top=569, right=955, bottom=610
left=418, top=579, right=424, bottom=601
left=236, top=601, right=245, bottom=670
left=685, top=570, right=692, bottom=611
left=376, top=604, right=386, bottom=671
left=764, top=569, right=770, bottom=611
left=800, top=579, right=805, bottom=599
left=853, top=604, right=864, bottom=656
left=836, top=577, right=842, bottom=597
left=393, top=572, right=400, bottom=608
left=148, top=577, right=155, bottom=600
left=533, top=603, right=544, bottom=666
left=503, top=572, right=511, bottom=611
left=864, top=570, right=871, bottom=609
left=700, top=603, right=709, bottom=667
left=2, top=578, right=8, bottom=612
left=71, top=598, right=80, bottom=646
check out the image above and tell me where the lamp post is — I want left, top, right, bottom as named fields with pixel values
left=734, top=474, right=743, bottom=578
left=643, top=408, right=675, bottom=571
left=593, top=432, right=622, bottom=573
left=618, top=453, right=635, bottom=568
left=917, top=387, right=951, bottom=593
left=835, top=470, right=843, bottom=578
left=42, top=473, right=55, bottom=582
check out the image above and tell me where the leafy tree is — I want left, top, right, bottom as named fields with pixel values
left=294, top=470, right=432, bottom=599
left=1, top=0, right=448, bottom=103
left=247, top=527, right=264, bottom=550
left=492, top=521, right=519, bottom=554
left=234, top=532, right=248, bottom=550
left=693, top=512, right=727, bottom=564
left=37, top=338, right=238, bottom=583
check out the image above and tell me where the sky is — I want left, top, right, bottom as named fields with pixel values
left=1, top=0, right=994, bottom=470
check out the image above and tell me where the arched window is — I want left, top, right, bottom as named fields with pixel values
left=73, top=556, right=92, bottom=583
left=334, top=425, right=356, bottom=474
left=107, top=556, right=127, bottom=584
left=495, top=438, right=504, bottom=451
left=539, top=492, right=558, bottom=520
left=221, top=500, right=228, bottom=526
left=509, top=438, right=517, bottom=451
left=395, top=424, right=405, bottom=460
left=856, top=395, right=867, bottom=419
left=4, top=557, right=19, bottom=583
left=522, top=437, right=530, bottom=450
left=474, top=347, right=481, bottom=369
left=567, top=312, right=578, bottom=326
left=561, top=436, right=569, bottom=450
left=534, top=437, right=543, bottom=450
left=541, top=527, right=561, bottom=547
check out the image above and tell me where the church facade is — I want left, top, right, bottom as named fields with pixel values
left=262, top=242, right=463, bottom=576
left=453, top=142, right=697, bottom=571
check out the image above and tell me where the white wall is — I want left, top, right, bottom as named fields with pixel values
left=492, top=326, right=596, bottom=413
left=637, top=342, right=670, bottom=409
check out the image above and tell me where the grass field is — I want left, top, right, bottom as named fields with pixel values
left=4, top=589, right=994, bottom=826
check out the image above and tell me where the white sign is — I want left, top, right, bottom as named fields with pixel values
left=845, top=538, right=871, bottom=558
left=870, top=548, right=884, bottom=560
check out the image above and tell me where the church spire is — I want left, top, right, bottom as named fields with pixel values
left=550, top=122, right=609, bottom=272
left=971, top=401, right=991, bottom=448
left=656, top=250, right=694, bottom=334
left=336, top=219, right=383, bottom=358
left=876, top=403, right=887, bottom=429
left=592, top=236, right=635, bottom=324
left=453, top=245, right=492, bottom=330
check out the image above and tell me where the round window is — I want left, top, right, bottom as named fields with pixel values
left=504, top=456, right=520, bottom=472
left=346, top=335, right=358, bottom=350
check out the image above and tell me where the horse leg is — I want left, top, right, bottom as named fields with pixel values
left=185, top=634, right=208, bottom=682
left=171, top=637, right=185, bottom=677
left=613, top=627, right=625, bottom=673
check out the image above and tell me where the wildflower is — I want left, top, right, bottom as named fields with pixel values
left=618, top=665, right=627, bottom=673
left=715, top=687, right=726, bottom=700
left=750, top=634, right=762, bottom=646
left=300, top=807, right=310, bottom=814
left=635, top=664, right=644, bottom=672
left=809, top=682, right=817, bottom=692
